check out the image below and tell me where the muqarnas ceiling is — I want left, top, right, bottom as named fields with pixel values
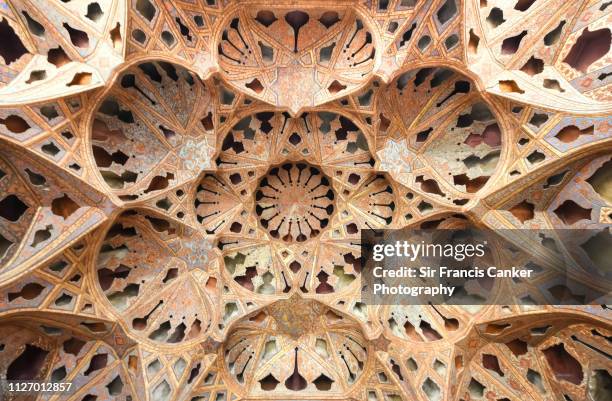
left=0, top=1, right=611, bottom=401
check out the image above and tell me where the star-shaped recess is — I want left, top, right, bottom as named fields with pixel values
left=0, top=1, right=610, bottom=401
left=196, top=109, right=399, bottom=302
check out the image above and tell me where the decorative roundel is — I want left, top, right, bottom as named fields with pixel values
left=192, top=110, right=386, bottom=300
left=255, top=162, right=335, bottom=242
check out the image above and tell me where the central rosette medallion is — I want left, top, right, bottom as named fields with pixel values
left=256, top=162, right=335, bottom=242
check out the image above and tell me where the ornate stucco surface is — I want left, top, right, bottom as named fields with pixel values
left=0, top=1, right=611, bottom=401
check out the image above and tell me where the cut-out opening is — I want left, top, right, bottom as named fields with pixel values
left=515, top=0, right=537, bottom=12
left=486, top=8, right=505, bottom=28
left=555, top=125, right=595, bottom=143
left=553, top=200, right=591, bottom=225
left=31, top=225, right=51, bottom=247
left=285, top=348, right=307, bottom=390
left=527, top=369, right=546, bottom=393
left=0, top=233, right=13, bottom=258
left=41, top=141, right=61, bottom=156
left=8, top=282, right=45, bottom=302
left=520, top=56, right=544, bottom=76
left=563, top=28, right=611, bottom=73
left=509, top=200, right=534, bottom=223
left=106, top=375, right=124, bottom=395
left=22, top=12, right=45, bottom=37
left=422, top=377, right=441, bottom=401
left=255, top=10, right=277, bottom=27
left=468, top=378, right=485, bottom=398
left=43, top=321, right=66, bottom=333
left=0, top=194, right=29, bottom=222
left=485, top=322, right=510, bottom=334
left=319, top=11, right=340, bottom=29
left=589, top=369, right=612, bottom=401
left=505, top=338, right=528, bottom=356
left=445, top=34, right=459, bottom=50
left=245, top=78, right=264, bottom=93
left=527, top=150, right=545, bottom=164
left=544, top=20, right=566, bottom=46
left=328, top=80, right=347, bottom=94
left=418, top=35, right=432, bottom=51
left=587, top=159, right=612, bottom=203
left=86, top=3, right=104, bottom=22
left=0, top=17, right=29, bottom=65
left=313, top=373, right=334, bottom=390
left=51, top=194, right=79, bottom=219
left=132, top=29, right=146, bottom=44
left=468, top=29, right=480, bottom=53
left=529, top=112, right=549, bottom=127
left=54, top=292, right=73, bottom=306
left=161, top=31, right=175, bottom=47
left=136, top=0, right=157, bottom=22
left=1, top=115, right=30, bottom=133
left=84, top=353, right=108, bottom=376
left=63, top=337, right=86, bottom=356
left=7, top=344, right=49, bottom=380
left=499, top=80, right=525, bottom=94
left=260, top=373, right=279, bottom=390
left=501, top=31, right=527, bottom=55
left=285, top=11, right=309, bottom=53
left=40, top=105, right=59, bottom=120
left=26, top=70, right=47, bottom=84
left=542, top=343, right=583, bottom=385
left=543, top=79, right=565, bottom=92
left=437, top=0, right=457, bottom=25
left=51, top=366, right=66, bottom=382
left=63, top=23, right=89, bottom=48
left=67, top=72, right=92, bottom=86
left=110, top=23, right=122, bottom=48
left=48, top=46, right=71, bottom=67
left=482, top=354, right=504, bottom=376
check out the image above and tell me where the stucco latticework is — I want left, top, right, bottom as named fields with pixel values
left=0, top=1, right=611, bottom=401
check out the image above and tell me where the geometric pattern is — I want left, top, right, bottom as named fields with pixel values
left=0, top=1, right=610, bottom=401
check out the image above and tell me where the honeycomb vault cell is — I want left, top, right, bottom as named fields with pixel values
left=0, top=1, right=610, bottom=401
left=377, top=66, right=503, bottom=206
left=91, top=60, right=215, bottom=201
left=0, top=0, right=125, bottom=104
left=94, top=210, right=217, bottom=346
left=217, top=5, right=379, bottom=113
left=222, top=298, right=369, bottom=398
